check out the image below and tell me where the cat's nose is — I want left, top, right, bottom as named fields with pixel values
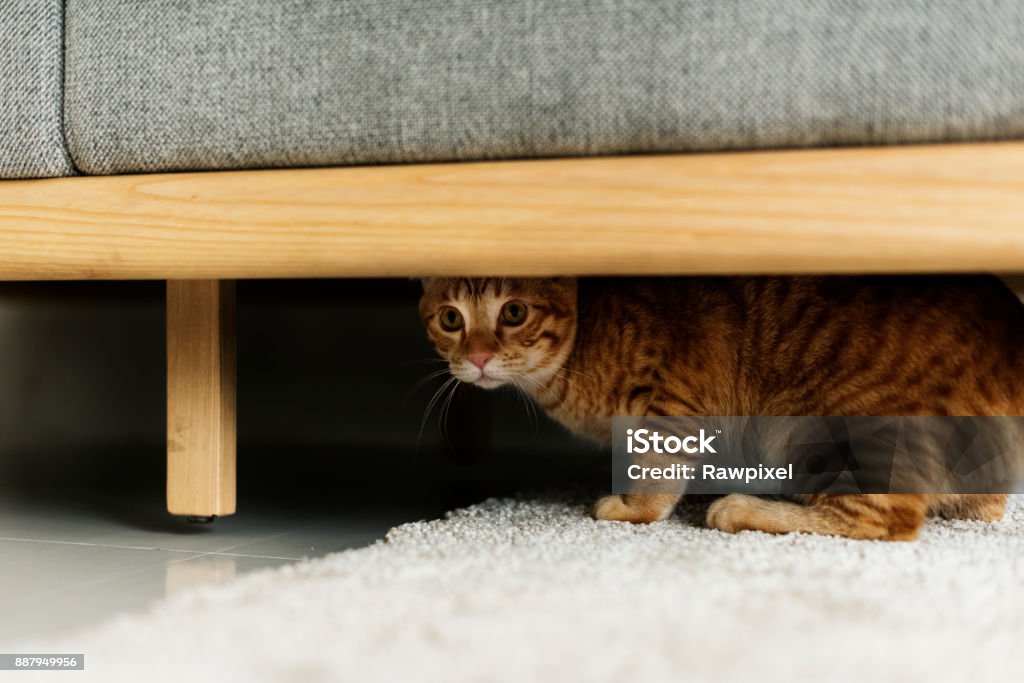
left=468, top=352, right=492, bottom=370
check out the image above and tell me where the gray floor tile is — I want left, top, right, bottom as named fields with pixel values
left=0, top=552, right=295, bottom=641
left=0, top=487, right=443, bottom=644
left=0, top=540, right=199, bottom=605
left=221, top=511, right=426, bottom=559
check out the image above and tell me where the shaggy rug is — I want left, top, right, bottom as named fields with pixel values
left=27, top=494, right=1024, bottom=682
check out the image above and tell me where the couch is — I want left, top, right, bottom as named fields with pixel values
left=3, top=0, right=1024, bottom=520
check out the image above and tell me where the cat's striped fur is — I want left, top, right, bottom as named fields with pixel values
left=420, top=276, right=1024, bottom=540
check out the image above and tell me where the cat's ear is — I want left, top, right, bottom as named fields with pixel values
left=418, top=277, right=436, bottom=291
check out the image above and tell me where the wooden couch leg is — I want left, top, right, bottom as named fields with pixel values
left=167, top=280, right=237, bottom=520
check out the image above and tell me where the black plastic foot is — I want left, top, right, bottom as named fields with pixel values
left=186, top=515, right=217, bottom=524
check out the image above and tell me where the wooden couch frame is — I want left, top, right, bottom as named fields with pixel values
left=2, top=142, right=1022, bottom=519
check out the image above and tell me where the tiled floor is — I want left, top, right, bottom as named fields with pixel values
left=0, top=485, right=445, bottom=642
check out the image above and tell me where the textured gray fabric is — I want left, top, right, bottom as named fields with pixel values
left=65, top=0, right=1024, bottom=175
left=0, top=0, right=74, bottom=178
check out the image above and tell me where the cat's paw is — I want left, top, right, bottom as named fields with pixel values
left=706, top=494, right=763, bottom=533
left=593, top=495, right=632, bottom=522
left=593, top=494, right=674, bottom=524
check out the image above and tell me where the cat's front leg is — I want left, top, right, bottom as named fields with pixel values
left=706, top=493, right=927, bottom=540
left=593, top=493, right=680, bottom=523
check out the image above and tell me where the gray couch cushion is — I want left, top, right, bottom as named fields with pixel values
left=66, top=0, right=1024, bottom=175
left=0, top=0, right=73, bottom=178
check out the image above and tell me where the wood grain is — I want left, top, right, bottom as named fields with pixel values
left=167, top=280, right=236, bottom=518
left=2, top=143, right=1024, bottom=279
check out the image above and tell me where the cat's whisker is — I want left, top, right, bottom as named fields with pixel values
left=530, top=362, right=592, bottom=395
left=541, top=363, right=594, bottom=386
left=512, top=383, right=539, bottom=434
left=415, top=376, right=457, bottom=455
left=516, top=374, right=565, bottom=409
left=547, top=368, right=586, bottom=395
left=402, top=367, right=453, bottom=409
left=544, top=365, right=593, bottom=379
left=506, top=383, right=533, bottom=432
left=437, top=378, right=461, bottom=449
left=524, top=386, right=539, bottom=432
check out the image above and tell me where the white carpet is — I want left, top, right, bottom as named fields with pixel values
left=30, top=494, right=1024, bottom=683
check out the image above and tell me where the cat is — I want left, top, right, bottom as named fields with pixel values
left=419, top=275, right=1024, bottom=540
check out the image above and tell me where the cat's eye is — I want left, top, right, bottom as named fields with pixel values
left=438, top=306, right=464, bottom=331
left=500, top=300, right=528, bottom=326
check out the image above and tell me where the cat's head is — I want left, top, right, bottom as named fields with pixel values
left=419, top=278, right=577, bottom=390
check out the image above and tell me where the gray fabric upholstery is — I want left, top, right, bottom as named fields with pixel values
left=0, top=0, right=73, bottom=178
left=55, top=0, right=1024, bottom=175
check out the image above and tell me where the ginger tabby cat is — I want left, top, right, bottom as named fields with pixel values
left=420, top=276, right=1024, bottom=541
